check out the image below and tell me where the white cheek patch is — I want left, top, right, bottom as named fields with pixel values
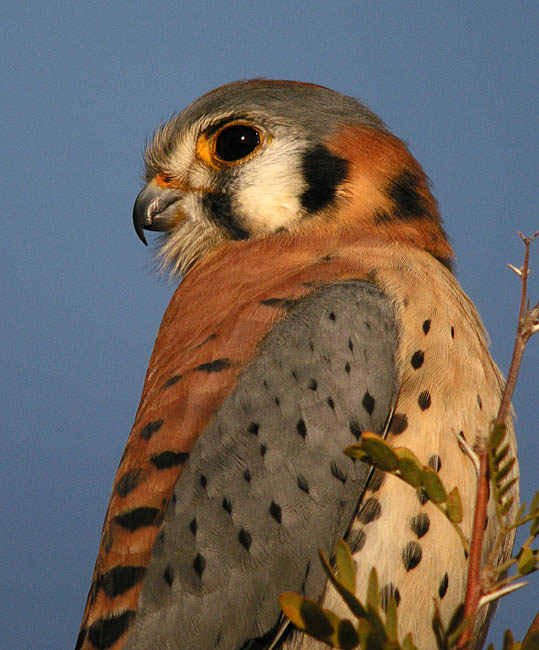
left=233, top=138, right=306, bottom=236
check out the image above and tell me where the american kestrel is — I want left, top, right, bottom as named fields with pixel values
left=76, top=79, right=518, bottom=650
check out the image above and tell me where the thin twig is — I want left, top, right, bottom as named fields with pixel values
left=457, top=232, right=538, bottom=648
left=457, top=439, right=489, bottom=649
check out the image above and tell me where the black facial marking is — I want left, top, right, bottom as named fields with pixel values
left=402, top=541, right=422, bottom=570
left=115, top=507, right=160, bottom=531
left=238, top=528, right=252, bottom=551
left=114, top=469, right=142, bottom=497
left=362, top=390, right=375, bottom=415
left=87, top=611, right=135, bottom=649
left=140, top=419, right=164, bottom=440
left=95, top=565, right=147, bottom=599
left=346, top=528, right=366, bottom=553
left=203, top=193, right=249, bottom=240
left=410, top=513, right=430, bottom=538
left=300, top=145, right=348, bottom=213
left=151, top=450, right=189, bottom=470
left=418, top=390, right=432, bottom=410
left=411, top=350, right=425, bottom=369
left=357, top=497, right=382, bottom=524
left=269, top=501, right=282, bottom=523
left=389, top=413, right=408, bottom=434
left=162, top=374, right=182, bottom=389
left=439, top=573, right=449, bottom=599
left=387, top=170, right=428, bottom=221
left=195, top=358, right=231, bottom=373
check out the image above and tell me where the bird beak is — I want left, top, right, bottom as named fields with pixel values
left=132, top=180, right=185, bottom=245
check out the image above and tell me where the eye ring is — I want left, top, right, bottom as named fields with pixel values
left=211, top=121, right=263, bottom=165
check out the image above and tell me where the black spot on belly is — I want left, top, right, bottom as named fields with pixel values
left=357, top=497, right=382, bottom=523
left=87, top=611, right=135, bottom=649
left=410, top=513, right=430, bottom=538
left=418, top=390, right=432, bottom=410
left=439, top=573, right=449, bottom=598
left=300, top=145, right=348, bottom=213
left=402, top=541, right=422, bottom=570
left=380, top=583, right=401, bottom=610
left=346, top=528, right=366, bottom=553
left=238, top=528, right=252, bottom=551
left=204, top=192, right=249, bottom=240
left=422, top=319, right=431, bottom=335
left=389, top=413, right=408, bottom=434
left=269, top=501, right=282, bottom=523
left=411, top=350, right=424, bottom=369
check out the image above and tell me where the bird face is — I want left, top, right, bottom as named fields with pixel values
left=133, top=79, right=453, bottom=276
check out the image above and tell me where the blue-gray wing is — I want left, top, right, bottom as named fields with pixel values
left=126, top=281, right=400, bottom=650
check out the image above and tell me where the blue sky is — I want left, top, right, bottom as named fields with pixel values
left=1, top=2, right=537, bottom=648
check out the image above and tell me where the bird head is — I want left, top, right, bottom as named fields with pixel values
left=133, top=79, right=453, bottom=276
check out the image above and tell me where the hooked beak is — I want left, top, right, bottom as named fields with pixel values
left=132, top=180, right=184, bottom=245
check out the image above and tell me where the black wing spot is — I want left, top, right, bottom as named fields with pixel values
left=151, top=450, right=189, bottom=469
left=269, top=501, right=282, bottom=523
left=243, top=469, right=252, bottom=482
left=389, top=413, right=408, bottom=434
left=296, top=418, right=307, bottom=439
left=297, top=474, right=309, bottom=493
left=193, top=553, right=206, bottom=577
left=114, top=469, right=142, bottom=497
left=330, top=461, right=347, bottom=484
left=247, top=422, right=259, bottom=435
left=327, top=396, right=335, bottom=410
left=222, top=497, right=232, bottom=514
left=87, top=611, right=135, bottom=649
left=189, top=517, right=197, bottom=535
left=164, top=564, right=174, bottom=587
left=140, top=419, right=164, bottom=440
left=162, top=374, right=182, bottom=389
left=362, top=390, right=375, bottom=415
left=199, top=474, right=207, bottom=487
left=238, top=528, right=252, bottom=551
left=344, top=362, right=351, bottom=374
left=308, top=378, right=318, bottom=390
left=115, top=507, right=160, bottom=531
left=349, top=419, right=362, bottom=440
left=95, top=565, right=146, bottom=598
left=195, top=358, right=231, bottom=373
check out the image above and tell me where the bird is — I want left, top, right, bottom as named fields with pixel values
left=76, top=79, right=518, bottom=650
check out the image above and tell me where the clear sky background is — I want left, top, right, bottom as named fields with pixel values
left=1, top=2, right=537, bottom=649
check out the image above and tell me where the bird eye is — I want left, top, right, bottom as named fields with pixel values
left=214, top=123, right=262, bottom=163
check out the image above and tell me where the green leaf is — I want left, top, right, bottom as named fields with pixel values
left=498, top=478, right=518, bottom=500
left=346, top=434, right=399, bottom=472
left=280, top=592, right=309, bottom=630
left=299, top=599, right=342, bottom=646
left=516, top=502, right=527, bottom=522
left=337, top=619, right=359, bottom=649
left=446, top=604, right=465, bottom=638
left=421, top=467, right=448, bottom=504
left=366, top=568, right=380, bottom=611
left=395, top=448, right=423, bottom=487
left=530, top=515, right=539, bottom=537
left=401, top=632, right=419, bottom=650
left=489, top=422, right=506, bottom=451
left=495, top=458, right=516, bottom=483
left=502, top=629, right=516, bottom=650
left=384, top=595, right=398, bottom=642
left=445, top=487, right=463, bottom=523
left=494, top=444, right=510, bottom=466
left=517, top=546, right=536, bottom=575
left=335, top=539, right=356, bottom=594
left=530, top=491, right=539, bottom=514
left=501, top=497, right=515, bottom=516
left=319, top=550, right=367, bottom=619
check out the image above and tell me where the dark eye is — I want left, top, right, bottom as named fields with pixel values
left=214, top=124, right=261, bottom=163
